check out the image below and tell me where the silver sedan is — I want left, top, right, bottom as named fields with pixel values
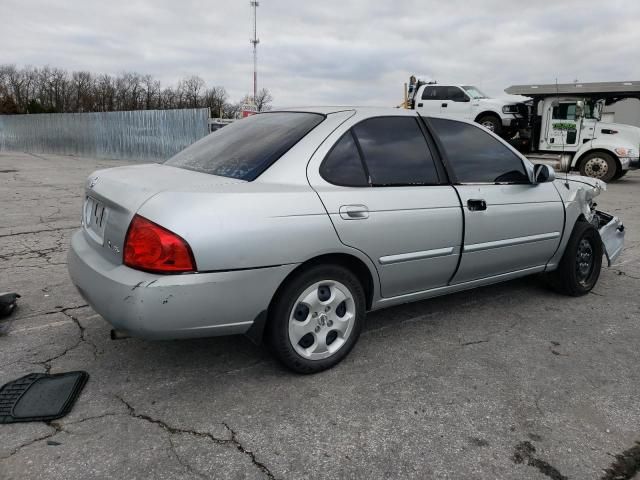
left=68, top=107, right=625, bottom=373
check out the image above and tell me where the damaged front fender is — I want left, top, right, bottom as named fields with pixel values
left=596, top=211, right=625, bottom=266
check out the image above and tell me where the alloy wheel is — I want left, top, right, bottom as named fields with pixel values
left=288, top=280, right=356, bottom=360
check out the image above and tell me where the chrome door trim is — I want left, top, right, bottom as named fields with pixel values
left=379, top=246, right=455, bottom=265
left=463, top=231, right=561, bottom=253
left=373, top=265, right=546, bottom=308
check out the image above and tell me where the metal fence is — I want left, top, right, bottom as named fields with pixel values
left=0, top=108, right=210, bottom=161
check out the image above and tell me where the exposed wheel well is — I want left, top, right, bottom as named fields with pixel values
left=274, top=253, right=375, bottom=311
left=574, top=149, right=620, bottom=173
left=247, top=253, right=376, bottom=345
left=474, top=111, right=501, bottom=123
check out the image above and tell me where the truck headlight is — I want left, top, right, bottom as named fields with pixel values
left=502, top=105, right=519, bottom=114
left=614, top=147, right=635, bottom=157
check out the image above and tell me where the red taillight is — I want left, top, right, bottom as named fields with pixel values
left=123, top=215, right=196, bottom=273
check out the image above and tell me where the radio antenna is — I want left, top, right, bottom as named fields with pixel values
left=250, top=1, right=260, bottom=104
left=555, top=78, right=570, bottom=188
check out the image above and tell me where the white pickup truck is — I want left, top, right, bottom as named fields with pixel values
left=408, top=82, right=528, bottom=137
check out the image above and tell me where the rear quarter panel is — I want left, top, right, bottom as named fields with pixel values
left=136, top=184, right=348, bottom=271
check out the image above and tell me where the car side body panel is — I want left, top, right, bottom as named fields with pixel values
left=305, top=109, right=463, bottom=298
left=451, top=182, right=564, bottom=283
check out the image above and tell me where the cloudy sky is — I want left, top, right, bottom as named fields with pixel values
left=2, top=0, right=639, bottom=106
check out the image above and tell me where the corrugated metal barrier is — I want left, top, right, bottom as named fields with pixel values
left=0, top=108, right=210, bottom=161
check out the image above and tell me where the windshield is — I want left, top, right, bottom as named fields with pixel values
left=165, top=112, right=325, bottom=181
left=461, top=86, right=490, bottom=99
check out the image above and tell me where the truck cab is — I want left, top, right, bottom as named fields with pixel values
left=410, top=82, right=527, bottom=136
left=506, top=82, right=640, bottom=182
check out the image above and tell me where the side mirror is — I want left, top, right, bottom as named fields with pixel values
left=460, top=95, right=471, bottom=102
left=575, top=100, right=585, bottom=118
left=533, top=164, right=556, bottom=184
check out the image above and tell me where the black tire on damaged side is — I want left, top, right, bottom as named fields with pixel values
left=545, top=221, right=603, bottom=296
left=266, top=264, right=366, bottom=374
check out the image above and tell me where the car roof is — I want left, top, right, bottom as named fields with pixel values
left=272, top=106, right=418, bottom=116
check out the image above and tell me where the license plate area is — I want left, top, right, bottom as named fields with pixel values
left=83, top=196, right=108, bottom=245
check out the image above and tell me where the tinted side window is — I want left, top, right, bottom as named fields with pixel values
left=434, top=86, right=449, bottom=100
left=319, top=132, right=368, bottom=187
left=429, top=118, right=529, bottom=184
left=422, top=86, right=438, bottom=100
left=353, top=117, right=439, bottom=186
left=447, top=86, right=467, bottom=102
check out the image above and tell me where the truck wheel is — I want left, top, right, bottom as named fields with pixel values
left=545, top=221, right=602, bottom=296
left=612, top=169, right=628, bottom=181
left=267, top=264, right=365, bottom=374
left=579, top=152, right=617, bottom=182
left=477, top=115, right=502, bottom=135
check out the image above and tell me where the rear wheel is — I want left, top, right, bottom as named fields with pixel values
left=267, top=264, right=365, bottom=373
left=546, top=221, right=602, bottom=296
left=579, top=152, right=617, bottom=182
left=477, top=115, right=502, bottom=136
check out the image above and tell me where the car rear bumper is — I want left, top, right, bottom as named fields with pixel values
left=68, top=230, right=297, bottom=339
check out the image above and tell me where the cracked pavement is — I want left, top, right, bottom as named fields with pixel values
left=1, top=151, right=639, bottom=479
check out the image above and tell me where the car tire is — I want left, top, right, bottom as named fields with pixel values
left=266, top=264, right=366, bottom=374
left=477, top=115, right=502, bottom=136
left=579, top=152, right=617, bottom=182
left=546, top=221, right=602, bottom=296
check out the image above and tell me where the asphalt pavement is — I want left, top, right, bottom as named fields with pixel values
left=1, top=151, right=639, bottom=479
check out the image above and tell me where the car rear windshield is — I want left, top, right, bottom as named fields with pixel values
left=165, top=112, right=325, bottom=181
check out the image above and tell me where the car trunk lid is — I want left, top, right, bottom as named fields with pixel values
left=82, top=163, right=244, bottom=263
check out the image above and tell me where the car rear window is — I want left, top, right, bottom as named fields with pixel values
left=165, top=112, right=324, bottom=181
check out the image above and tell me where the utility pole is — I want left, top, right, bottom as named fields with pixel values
left=250, top=1, right=260, bottom=104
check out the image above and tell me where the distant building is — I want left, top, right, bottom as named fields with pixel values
left=602, top=98, right=640, bottom=127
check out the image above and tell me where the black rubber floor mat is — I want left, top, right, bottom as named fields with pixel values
left=0, top=371, right=89, bottom=423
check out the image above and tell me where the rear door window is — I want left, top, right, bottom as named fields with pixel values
left=429, top=118, right=529, bottom=184
left=352, top=117, right=440, bottom=186
left=165, top=112, right=324, bottom=181
left=422, top=86, right=439, bottom=100
left=319, top=132, right=369, bottom=187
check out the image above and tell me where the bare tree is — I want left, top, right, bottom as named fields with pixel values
left=0, top=64, right=275, bottom=116
left=254, top=88, right=273, bottom=112
left=142, top=74, right=161, bottom=110
left=203, top=86, right=228, bottom=117
left=181, top=75, right=205, bottom=109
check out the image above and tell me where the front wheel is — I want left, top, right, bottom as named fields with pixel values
left=267, top=264, right=366, bottom=373
left=545, top=221, right=602, bottom=296
left=476, top=115, right=502, bottom=136
left=579, top=152, right=617, bottom=182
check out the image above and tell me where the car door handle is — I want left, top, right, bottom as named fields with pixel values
left=441, top=103, right=448, bottom=108
left=417, top=102, right=423, bottom=107
left=467, top=199, right=487, bottom=211
left=339, top=205, right=369, bottom=220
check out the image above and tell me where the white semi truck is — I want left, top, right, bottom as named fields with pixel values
left=406, top=79, right=640, bottom=181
